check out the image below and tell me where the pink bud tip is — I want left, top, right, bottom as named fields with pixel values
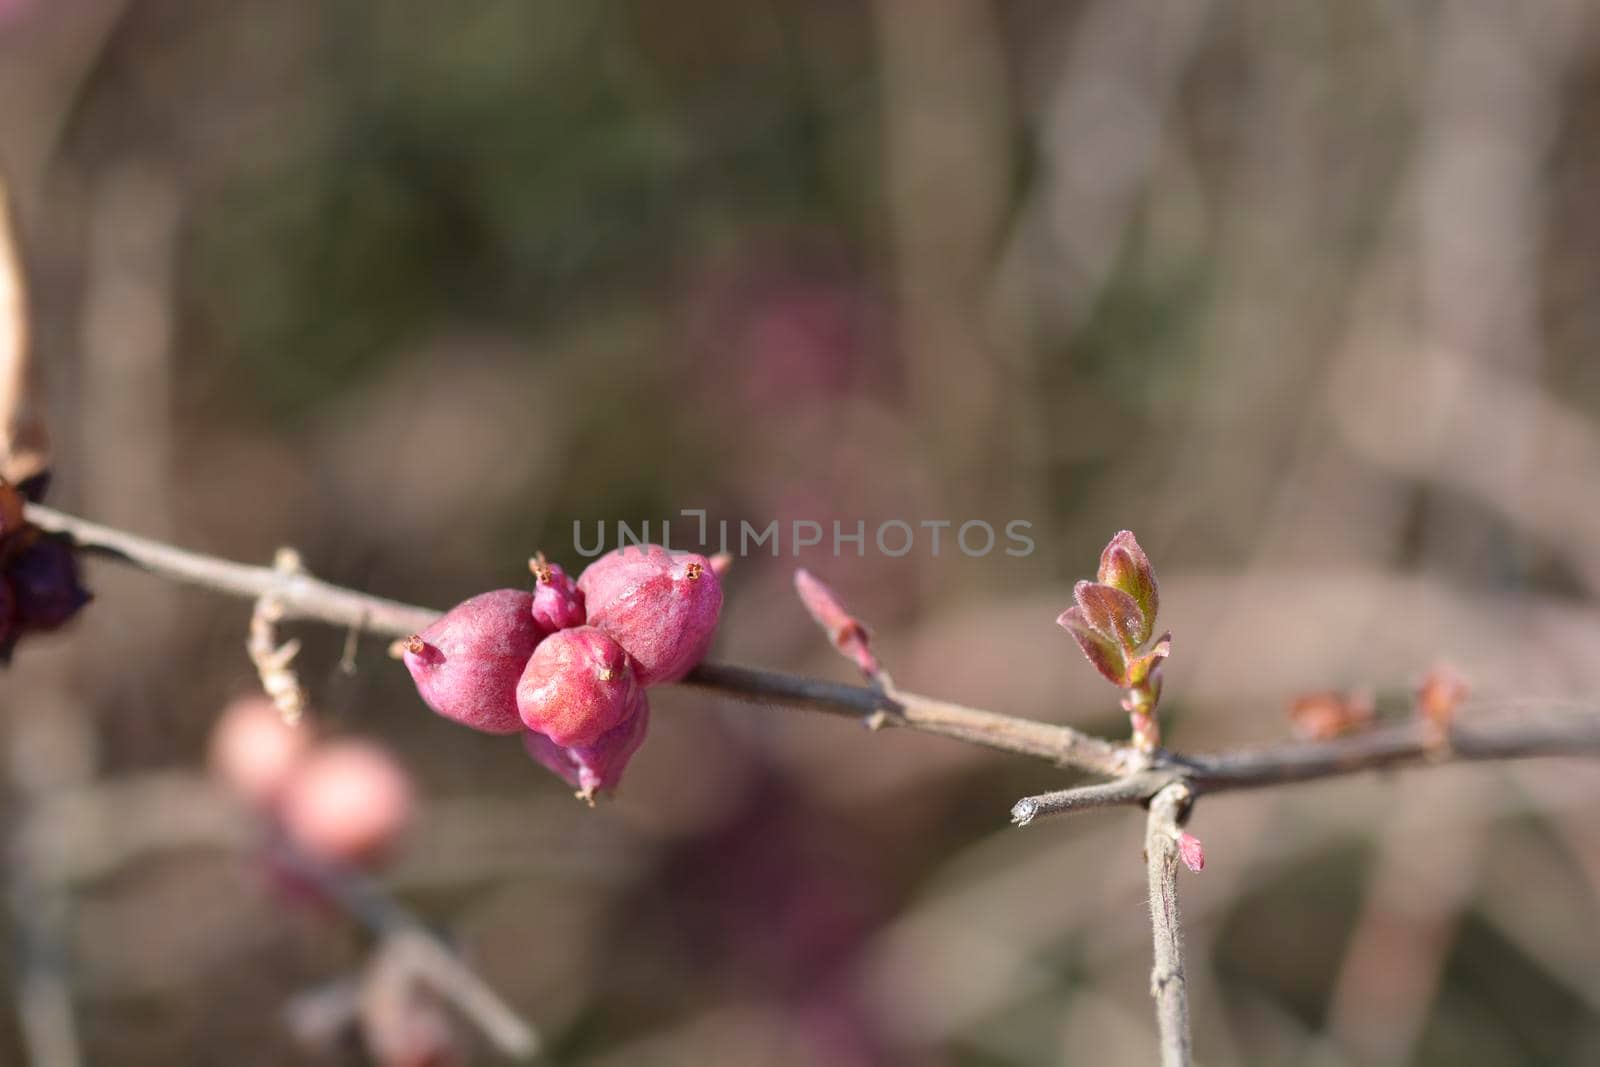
left=1176, top=831, right=1205, bottom=873
left=1415, top=662, right=1468, bottom=731
left=794, top=568, right=881, bottom=679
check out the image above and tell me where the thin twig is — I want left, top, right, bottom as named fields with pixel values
left=25, top=504, right=441, bottom=635
left=685, top=663, right=1136, bottom=775
left=1146, top=783, right=1193, bottom=1067
left=25, top=503, right=1600, bottom=790
left=1178, top=712, right=1600, bottom=794
left=1011, top=772, right=1171, bottom=826
left=270, top=842, right=540, bottom=1060
left=26, top=504, right=1136, bottom=777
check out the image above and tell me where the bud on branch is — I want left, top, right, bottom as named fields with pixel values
left=1058, top=531, right=1169, bottom=752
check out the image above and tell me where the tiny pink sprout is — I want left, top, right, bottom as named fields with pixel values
left=709, top=552, right=733, bottom=578
left=1175, top=830, right=1205, bottom=873
left=794, top=568, right=881, bottom=679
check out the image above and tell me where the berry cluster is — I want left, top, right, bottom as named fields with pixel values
left=403, top=544, right=722, bottom=800
left=0, top=477, right=90, bottom=661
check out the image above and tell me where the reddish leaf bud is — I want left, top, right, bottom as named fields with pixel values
left=1416, top=662, right=1467, bottom=734
left=402, top=590, right=541, bottom=735
left=1057, top=604, right=1128, bottom=686
left=1097, top=530, right=1158, bottom=643
left=1124, top=632, right=1171, bottom=689
left=1288, top=689, right=1375, bottom=741
left=1072, top=580, right=1146, bottom=652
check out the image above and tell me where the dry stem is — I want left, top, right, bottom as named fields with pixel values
left=1146, top=783, right=1193, bottom=1066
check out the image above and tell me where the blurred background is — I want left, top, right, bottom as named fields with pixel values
left=4, top=0, right=1600, bottom=1063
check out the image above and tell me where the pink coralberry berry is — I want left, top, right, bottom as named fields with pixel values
left=529, top=554, right=585, bottom=633
left=402, top=589, right=541, bottom=735
left=578, top=545, right=722, bottom=685
left=208, top=695, right=312, bottom=808
left=522, top=687, right=649, bottom=800
left=279, top=740, right=415, bottom=867
left=516, top=625, right=639, bottom=746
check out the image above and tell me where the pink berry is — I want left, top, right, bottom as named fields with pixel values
left=208, top=695, right=312, bottom=807
left=529, top=555, right=585, bottom=633
left=402, top=589, right=541, bottom=735
left=516, top=625, right=638, bottom=746
left=522, top=687, right=649, bottom=799
left=578, top=545, right=722, bottom=685
left=279, top=740, right=415, bottom=867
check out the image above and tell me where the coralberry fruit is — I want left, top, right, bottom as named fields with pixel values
left=402, top=589, right=541, bottom=735
left=278, top=739, right=415, bottom=867
left=522, top=687, right=649, bottom=800
left=516, top=625, right=639, bottom=746
left=578, top=545, right=722, bottom=685
left=208, top=695, right=312, bottom=808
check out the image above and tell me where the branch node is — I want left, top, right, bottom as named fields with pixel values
left=248, top=547, right=312, bottom=725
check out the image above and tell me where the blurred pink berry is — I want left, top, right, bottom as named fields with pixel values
left=579, top=545, right=722, bottom=685
left=516, top=625, right=639, bottom=746
left=279, top=740, right=415, bottom=867
left=529, top=554, right=585, bottom=633
left=523, top=687, right=650, bottom=799
left=208, top=695, right=312, bottom=808
left=402, top=589, right=541, bottom=735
